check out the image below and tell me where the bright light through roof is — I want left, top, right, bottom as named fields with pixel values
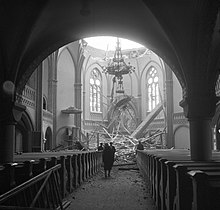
left=84, top=36, right=144, bottom=51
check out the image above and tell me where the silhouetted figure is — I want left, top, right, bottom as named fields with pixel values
left=98, top=143, right=104, bottom=151
left=103, top=143, right=114, bottom=177
left=110, top=142, right=116, bottom=153
left=136, top=141, right=144, bottom=150
left=110, top=142, right=116, bottom=160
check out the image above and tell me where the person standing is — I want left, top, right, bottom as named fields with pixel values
left=110, top=142, right=116, bottom=154
left=102, top=143, right=114, bottom=177
left=136, top=140, right=144, bottom=150
left=98, top=143, right=104, bottom=151
left=110, top=142, right=116, bottom=162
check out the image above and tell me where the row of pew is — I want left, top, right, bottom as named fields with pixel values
left=136, top=149, right=220, bottom=210
left=0, top=151, right=103, bottom=199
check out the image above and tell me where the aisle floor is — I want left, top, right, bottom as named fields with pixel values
left=66, top=165, right=157, bottom=210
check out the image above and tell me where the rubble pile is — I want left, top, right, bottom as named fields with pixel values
left=80, top=129, right=166, bottom=164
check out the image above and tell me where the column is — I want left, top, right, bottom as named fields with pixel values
left=216, top=124, right=220, bottom=150
left=180, top=94, right=216, bottom=161
left=51, top=52, right=58, bottom=148
left=165, top=65, right=174, bottom=148
left=189, top=118, right=213, bottom=160
left=0, top=102, right=25, bottom=163
left=36, top=64, right=43, bottom=151
left=74, top=83, right=82, bottom=129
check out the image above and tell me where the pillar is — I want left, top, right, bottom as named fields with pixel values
left=189, top=118, right=212, bottom=160
left=74, top=83, right=82, bottom=128
left=72, top=127, right=79, bottom=142
left=180, top=94, right=216, bottom=161
left=36, top=64, right=43, bottom=151
left=216, top=124, right=220, bottom=150
left=0, top=102, right=25, bottom=163
left=165, top=65, right=174, bottom=148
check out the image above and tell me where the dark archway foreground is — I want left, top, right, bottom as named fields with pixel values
left=1, top=0, right=220, bottom=162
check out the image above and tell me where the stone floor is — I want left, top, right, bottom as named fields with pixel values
left=66, top=165, right=156, bottom=210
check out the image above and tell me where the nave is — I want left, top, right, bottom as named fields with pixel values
left=66, top=164, right=156, bottom=210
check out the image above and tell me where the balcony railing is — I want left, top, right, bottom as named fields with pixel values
left=16, top=85, right=36, bottom=108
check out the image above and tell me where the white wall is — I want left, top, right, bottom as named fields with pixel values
left=173, top=73, right=184, bottom=113
left=57, top=48, right=75, bottom=132
left=174, top=126, right=190, bottom=149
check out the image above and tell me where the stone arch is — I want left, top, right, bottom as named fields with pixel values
left=56, top=126, right=73, bottom=148
left=108, top=95, right=138, bottom=134
left=16, top=2, right=186, bottom=96
left=15, top=110, right=34, bottom=153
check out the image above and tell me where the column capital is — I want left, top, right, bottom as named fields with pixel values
left=0, top=101, right=26, bottom=124
left=180, top=95, right=217, bottom=119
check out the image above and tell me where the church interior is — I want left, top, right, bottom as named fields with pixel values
left=1, top=1, right=220, bottom=209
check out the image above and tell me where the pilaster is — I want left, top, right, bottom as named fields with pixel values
left=74, top=83, right=82, bottom=129
left=165, top=66, right=174, bottom=148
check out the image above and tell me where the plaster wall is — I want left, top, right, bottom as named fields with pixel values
left=174, top=125, right=190, bottom=149
left=57, top=48, right=75, bottom=130
left=173, top=73, right=183, bottom=113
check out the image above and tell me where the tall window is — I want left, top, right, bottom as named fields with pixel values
left=43, top=96, right=47, bottom=110
left=90, top=69, right=101, bottom=112
left=146, top=67, right=159, bottom=111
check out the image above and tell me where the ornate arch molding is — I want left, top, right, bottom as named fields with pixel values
left=19, top=110, right=34, bottom=132
left=108, top=95, right=138, bottom=120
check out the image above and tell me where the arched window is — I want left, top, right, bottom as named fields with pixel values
left=43, top=96, right=47, bottom=110
left=146, top=67, right=159, bottom=111
left=90, top=69, right=101, bottom=112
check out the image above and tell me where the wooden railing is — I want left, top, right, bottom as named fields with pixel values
left=0, top=151, right=103, bottom=209
left=0, top=164, right=62, bottom=209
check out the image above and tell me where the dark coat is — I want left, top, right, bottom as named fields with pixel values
left=102, top=145, right=114, bottom=170
left=137, top=143, right=144, bottom=150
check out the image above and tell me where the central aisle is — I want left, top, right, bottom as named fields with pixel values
left=66, top=165, right=156, bottom=210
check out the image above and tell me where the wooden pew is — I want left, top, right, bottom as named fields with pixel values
left=77, top=154, right=83, bottom=185
left=173, top=164, right=220, bottom=210
left=57, top=156, right=67, bottom=199
left=148, top=150, right=220, bottom=210
left=188, top=170, right=220, bottom=210
left=12, top=150, right=102, bottom=200
left=164, top=161, right=220, bottom=210
left=136, top=149, right=220, bottom=210
left=0, top=163, right=17, bottom=195
left=65, top=155, right=74, bottom=193
left=14, top=160, right=35, bottom=185
left=72, top=154, right=79, bottom=188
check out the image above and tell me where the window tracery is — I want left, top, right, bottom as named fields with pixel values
left=146, top=67, right=159, bottom=111
left=90, top=69, right=101, bottom=112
